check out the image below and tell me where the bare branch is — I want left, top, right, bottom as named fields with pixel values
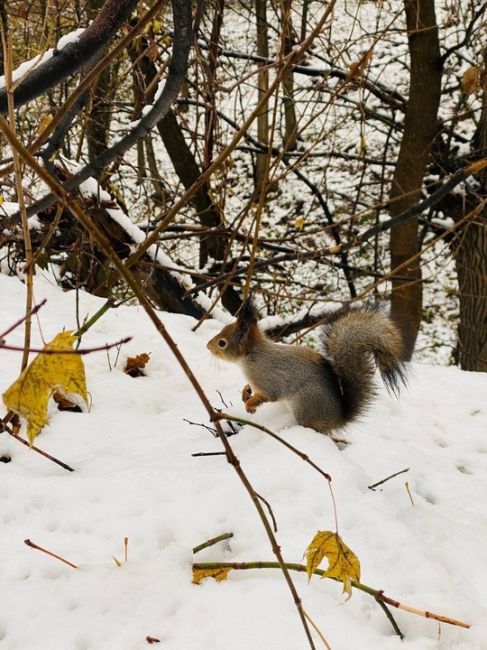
left=0, top=0, right=139, bottom=114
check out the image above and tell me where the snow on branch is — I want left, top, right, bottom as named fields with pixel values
left=0, top=0, right=139, bottom=114
left=20, top=0, right=193, bottom=223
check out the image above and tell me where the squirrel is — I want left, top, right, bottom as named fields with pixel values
left=207, top=298, right=406, bottom=435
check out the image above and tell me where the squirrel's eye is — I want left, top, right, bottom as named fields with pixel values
left=217, top=339, right=227, bottom=349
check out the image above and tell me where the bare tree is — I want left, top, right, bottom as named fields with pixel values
left=389, top=0, right=442, bottom=359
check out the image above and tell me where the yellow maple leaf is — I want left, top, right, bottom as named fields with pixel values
left=3, top=331, right=88, bottom=444
left=192, top=566, right=232, bottom=585
left=293, top=216, right=305, bottom=230
left=305, top=530, right=360, bottom=597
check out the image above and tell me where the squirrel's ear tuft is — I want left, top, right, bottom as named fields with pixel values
left=239, top=294, right=258, bottom=324
left=236, top=294, right=258, bottom=340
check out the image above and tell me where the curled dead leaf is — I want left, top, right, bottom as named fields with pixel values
left=347, top=49, right=373, bottom=81
left=124, top=353, right=150, bottom=377
left=462, top=66, right=480, bottom=96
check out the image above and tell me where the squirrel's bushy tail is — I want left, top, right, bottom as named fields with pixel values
left=322, top=306, right=406, bottom=422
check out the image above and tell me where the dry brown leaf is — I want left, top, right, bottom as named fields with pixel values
left=462, top=66, right=480, bottom=96
left=53, top=390, right=82, bottom=412
left=146, top=41, right=158, bottom=62
left=347, top=49, right=373, bottom=81
left=124, top=353, right=150, bottom=377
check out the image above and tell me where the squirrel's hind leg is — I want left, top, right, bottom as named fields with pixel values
left=290, top=389, right=343, bottom=435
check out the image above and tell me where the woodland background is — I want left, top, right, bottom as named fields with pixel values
left=0, top=0, right=486, bottom=370
left=1, top=3, right=487, bottom=649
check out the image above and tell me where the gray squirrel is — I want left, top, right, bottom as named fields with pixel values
left=207, top=298, right=406, bottom=435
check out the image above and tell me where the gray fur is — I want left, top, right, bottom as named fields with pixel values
left=242, top=339, right=345, bottom=432
left=208, top=304, right=406, bottom=436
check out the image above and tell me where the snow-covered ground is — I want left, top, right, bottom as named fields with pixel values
left=1, top=273, right=486, bottom=649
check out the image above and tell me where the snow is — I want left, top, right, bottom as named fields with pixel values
left=0, top=28, right=84, bottom=91
left=0, top=272, right=486, bottom=649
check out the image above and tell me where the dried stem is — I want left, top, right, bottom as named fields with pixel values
left=303, top=610, right=332, bottom=650
left=368, top=468, right=410, bottom=491
left=0, top=336, right=132, bottom=355
left=192, top=561, right=470, bottom=631
left=0, top=420, right=75, bottom=472
left=0, top=300, right=46, bottom=341
left=24, top=538, right=78, bottom=569
left=192, top=532, right=234, bottom=555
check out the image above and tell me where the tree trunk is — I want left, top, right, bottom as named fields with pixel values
left=389, top=0, right=442, bottom=359
left=453, top=73, right=487, bottom=371
left=86, top=0, right=113, bottom=172
left=281, top=0, right=297, bottom=150
left=455, top=213, right=487, bottom=371
left=255, top=0, right=269, bottom=195
left=203, top=0, right=225, bottom=169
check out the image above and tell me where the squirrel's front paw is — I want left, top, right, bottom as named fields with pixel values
left=245, top=393, right=267, bottom=413
left=241, top=384, right=253, bottom=403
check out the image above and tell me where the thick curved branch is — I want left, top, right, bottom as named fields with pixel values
left=19, top=0, right=192, bottom=221
left=0, top=0, right=139, bottom=114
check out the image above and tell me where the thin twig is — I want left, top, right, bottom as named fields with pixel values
left=303, top=610, right=332, bottom=650
left=376, top=600, right=404, bottom=640
left=192, top=451, right=226, bottom=457
left=0, top=300, right=46, bottom=341
left=2, top=423, right=75, bottom=472
left=0, top=336, right=132, bottom=354
left=368, top=468, right=410, bottom=491
left=255, top=491, right=278, bottom=533
left=405, top=482, right=415, bottom=507
left=24, top=538, right=78, bottom=569
left=192, top=532, right=234, bottom=555
left=2, top=29, right=34, bottom=373
left=192, top=561, right=470, bottom=630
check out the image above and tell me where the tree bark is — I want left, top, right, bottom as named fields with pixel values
left=455, top=212, right=487, bottom=371
left=281, top=0, right=297, bottom=150
left=86, top=0, right=114, bottom=172
left=203, top=0, right=225, bottom=169
left=451, top=69, right=487, bottom=371
left=255, top=0, right=269, bottom=195
left=0, top=0, right=139, bottom=114
left=389, top=0, right=442, bottom=359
